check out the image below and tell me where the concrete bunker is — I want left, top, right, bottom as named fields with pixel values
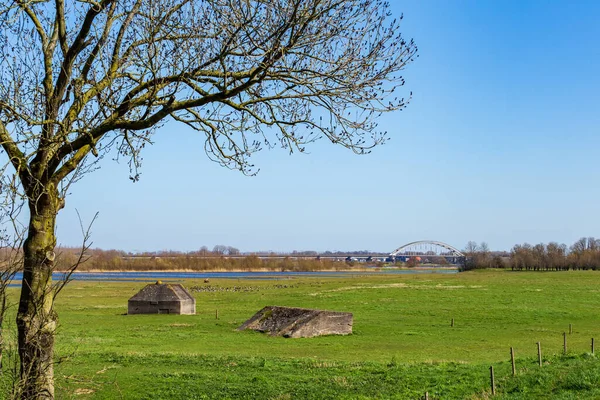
left=238, top=306, right=353, bottom=338
left=128, top=281, right=196, bottom=315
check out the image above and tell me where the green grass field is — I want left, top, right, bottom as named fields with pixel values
left=2, top=270, right=600, bottom=399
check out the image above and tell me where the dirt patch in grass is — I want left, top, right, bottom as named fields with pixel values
left=74, top=388, right=95, bottom=395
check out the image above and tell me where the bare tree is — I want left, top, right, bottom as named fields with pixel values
left=226, top=246, right=240, bottom=256
left=478, top=241, right=490, bottom=268
left=199, top=246, right=209, bottom=257
left=464, top=241, right=478, bottom=255
left=212, top=245, right=227, bottom=255
left=461, top=241, right=479, bottom=270
left=569, top=237, right=600, bottom=270
left=546, top=242, right=567, bottom=271
left=0, top=0, right=416, bottom=397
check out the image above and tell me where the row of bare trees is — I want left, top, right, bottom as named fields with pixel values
left=461, top=238, right=600, bottom=271
left=511, top=238, right=600, bottom=271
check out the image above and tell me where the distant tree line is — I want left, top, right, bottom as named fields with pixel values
left=45, top=247, right=347, bottom=272
left=461, top=237, right=600, bottom=271
left=0, top=245, right=394, bottom=273
left=6, top=239, right=600, bottom=273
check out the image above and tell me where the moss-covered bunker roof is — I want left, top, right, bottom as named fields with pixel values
left=128, top=282, right=195, bottom=302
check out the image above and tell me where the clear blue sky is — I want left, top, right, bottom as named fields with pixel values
left=58, top=0, right=600, bottom=253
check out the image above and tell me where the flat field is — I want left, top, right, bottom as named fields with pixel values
left=2, top=270, right=600, bottom=399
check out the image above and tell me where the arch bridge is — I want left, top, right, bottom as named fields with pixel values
left=389, top=240, right=464, bottom=264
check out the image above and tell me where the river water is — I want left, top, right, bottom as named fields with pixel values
left=9, top=268, right=457, bottom=285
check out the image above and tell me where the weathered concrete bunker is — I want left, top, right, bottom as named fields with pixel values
left=128, top=281, right=196, bottom=315
left=238, top=306, right=353, bottom=338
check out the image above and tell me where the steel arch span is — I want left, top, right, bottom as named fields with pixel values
left=389, top=240, right=464, bottom=257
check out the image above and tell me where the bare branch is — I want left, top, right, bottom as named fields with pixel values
left=53, top=210, right=97, bottom=299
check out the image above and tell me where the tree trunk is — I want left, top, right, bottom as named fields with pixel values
left=16, top=189, right=59, bottom=399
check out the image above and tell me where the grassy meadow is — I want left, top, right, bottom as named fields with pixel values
left=2, top=270, right=600, bottom=399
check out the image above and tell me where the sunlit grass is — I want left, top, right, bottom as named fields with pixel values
left=2, top=270, right=600, bottom=398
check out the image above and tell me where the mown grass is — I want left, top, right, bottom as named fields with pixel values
left=2, top=270, right=600, bottom=398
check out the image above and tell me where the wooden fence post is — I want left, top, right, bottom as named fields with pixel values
left=563, top=332, right=567, bottom=354
left=569, top=324, right=573, bottom=334
left=216, top=309, right=219, bottom=319
left=451, top=318, right=454, bottom=327
left=592, top=338, right=595, bottom=355
left=510, top=347, right=516, bottom=376
left=490, top=366, right=495, bottom=395
left=537, top=342, right=542, bottom=367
